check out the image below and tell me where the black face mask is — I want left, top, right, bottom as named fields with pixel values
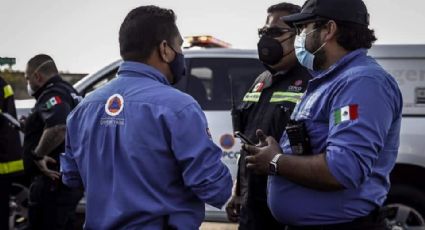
left=168, top=46, right=186, bottom=85
left=257, top=35, right=294, bottom=66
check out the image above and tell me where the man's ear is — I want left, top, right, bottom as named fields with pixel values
left=34, top=72, right=43, bottom=83
left=158, top=40, right=171, bottom=63
left=323, top=20, right=338, bottom=42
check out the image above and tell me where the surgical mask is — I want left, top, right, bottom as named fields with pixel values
left=257, top=35, right=294, bottom=66
left=27, top=83, right=35, bottom=96
left=169, top=46, right=186, bottom=85
left=294, top=28, right=326, bottom=70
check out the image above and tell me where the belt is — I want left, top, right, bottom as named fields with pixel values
left=288, top=208, right=388, bottom=230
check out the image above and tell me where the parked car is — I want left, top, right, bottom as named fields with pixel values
left=14, top=45, right=425, bottom=229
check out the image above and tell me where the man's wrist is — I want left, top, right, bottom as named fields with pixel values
left=31, top=149, right=43, bottom=161
left=269, top=153, right=283, bottom=175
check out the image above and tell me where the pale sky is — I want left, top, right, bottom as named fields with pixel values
left=1, top=0, right=424, bottom=73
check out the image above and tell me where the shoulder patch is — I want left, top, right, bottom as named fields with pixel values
left=334, top=104, right=359, bottom=125
left=287, top=79, right=305, bottom=92
left=3, top=85, right=14, bottom=98
left=45, top=96, right=62, bottom=109
left=294, top=80, right=303, bottom=86
left=105, top=94, right=124, bottom=116
left=252, top=82, right=264, bottom=92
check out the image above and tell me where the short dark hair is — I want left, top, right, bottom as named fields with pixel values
left=315, top=20, right=377, bottom=50
left=119, top=5, right=179, bottom=62
left=27, top=54, right=58, bottom=76
left=267, top=2, right=301, bottom=15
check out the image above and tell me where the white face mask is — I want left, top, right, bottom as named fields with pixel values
left=294, top=28, right=326, bottom=70
left=27, top=83, right=35, bottom=96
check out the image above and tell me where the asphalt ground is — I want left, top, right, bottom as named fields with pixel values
left=200, top=222, right=238, bottom=230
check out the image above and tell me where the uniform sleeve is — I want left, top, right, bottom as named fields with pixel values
left=325, top=76, right=401, bottom=189
left=0, top=80, right=5, bottom=112
left=4, top=85, right=18, bottom=117
left=0, top=79, right=18, bottom=127
left=0, top=81, right=5, bottom=128
left=165, top=103, right=232, bottom=209
left=60, top=123, right=83, bottom=188
left=39, top=93, right=71, bottom=128
left=0, top=79, right=16, bottom=113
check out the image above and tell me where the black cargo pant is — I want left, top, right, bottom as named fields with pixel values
left=0, top=177, right=11, bottom=230
left=239, top=197, right=286, bottom=230
left=28, top=175, right=83, bottom=230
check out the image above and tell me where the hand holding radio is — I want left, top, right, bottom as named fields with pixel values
left=234, top=129, right=267, bottom=147
left=234, top=131, right=255, bottom=145
left=243, top=129, right=283, bottom=175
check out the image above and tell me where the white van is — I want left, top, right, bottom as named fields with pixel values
left=369, top=45, right=425, bottom=229
left=14, top=45, right=425, bottom=229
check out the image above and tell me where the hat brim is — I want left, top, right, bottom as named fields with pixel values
left=281, top=13, right=316, bottom=27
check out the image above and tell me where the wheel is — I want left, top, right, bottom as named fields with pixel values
left=9, top=183, right=29, bottom=230
left=384, top=184, right=425, bottom=230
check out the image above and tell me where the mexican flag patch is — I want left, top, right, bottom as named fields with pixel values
left=45, top=96, right=62, bottom=109
left=334, top=104, right=358, bottom=125
left=252, top=82, right=264, bottom=92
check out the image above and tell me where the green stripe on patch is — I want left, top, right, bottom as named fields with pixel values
left=270, top=91, right=302, bottom=103
left=242, top=92, right=261, bottom=102
left=334, top=108, right=342, bottom=124
left=0, top=159, right=24, bottom=174
left=270, top=97, right=300, bottom=103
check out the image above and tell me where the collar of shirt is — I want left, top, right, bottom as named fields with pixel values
left=33, top=75, right=63, bottom=99
left=272, top=70, right=288, bottom=77
left=117, top=61, right=170, bottom=86
left=272, top=62, right=305, bottom=80
left=308, top=49, right=367, bottom=81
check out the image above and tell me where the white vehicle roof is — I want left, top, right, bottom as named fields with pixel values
left=73, top=48, right=259, bottom=93
left=368, top=44, right=425, bottom=58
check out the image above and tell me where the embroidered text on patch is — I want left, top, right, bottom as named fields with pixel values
left=45, top=96, right=62, bottom=109
left=334, top=104, right=358, bottom=125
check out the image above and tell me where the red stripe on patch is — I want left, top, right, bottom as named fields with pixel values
left=349, top=104, right=358, bottom=120
left=54, top=96, right=62, bottom=104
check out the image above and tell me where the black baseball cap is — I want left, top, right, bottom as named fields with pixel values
left=282, top=0, right=369, bottom=26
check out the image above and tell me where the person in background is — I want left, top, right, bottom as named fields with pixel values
left=226, top=3, right=311, bottom=230
left=22, top=54, right=83, bottom=229
left=0, top=75, right=24, bottom=230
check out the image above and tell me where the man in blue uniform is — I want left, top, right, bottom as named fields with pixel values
left=61, top=5, right=232, bottom=229
left=243, top=0, right=402, bottom=229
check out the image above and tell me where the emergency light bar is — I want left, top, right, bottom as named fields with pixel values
left=184, top=35, right=231, bottom=48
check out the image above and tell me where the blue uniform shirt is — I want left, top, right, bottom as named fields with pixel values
left=268, top=49, right=403, bottom=225
left=61, top=61, right=232, bottom=229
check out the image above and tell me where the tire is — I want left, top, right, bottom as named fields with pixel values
left=384, top=184, right=425, bottom=230
left=9, top=183, right=29, bottom=230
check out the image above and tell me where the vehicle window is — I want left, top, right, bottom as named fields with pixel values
left=179, top=58, right=265, bottom=110
left=83, top=69, right=118, bottom=96
left=376, top=58, right=425, bottom=115
left=190, top=67, right=213, bottom=100
left=81, top=58, right=265, bottom=111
